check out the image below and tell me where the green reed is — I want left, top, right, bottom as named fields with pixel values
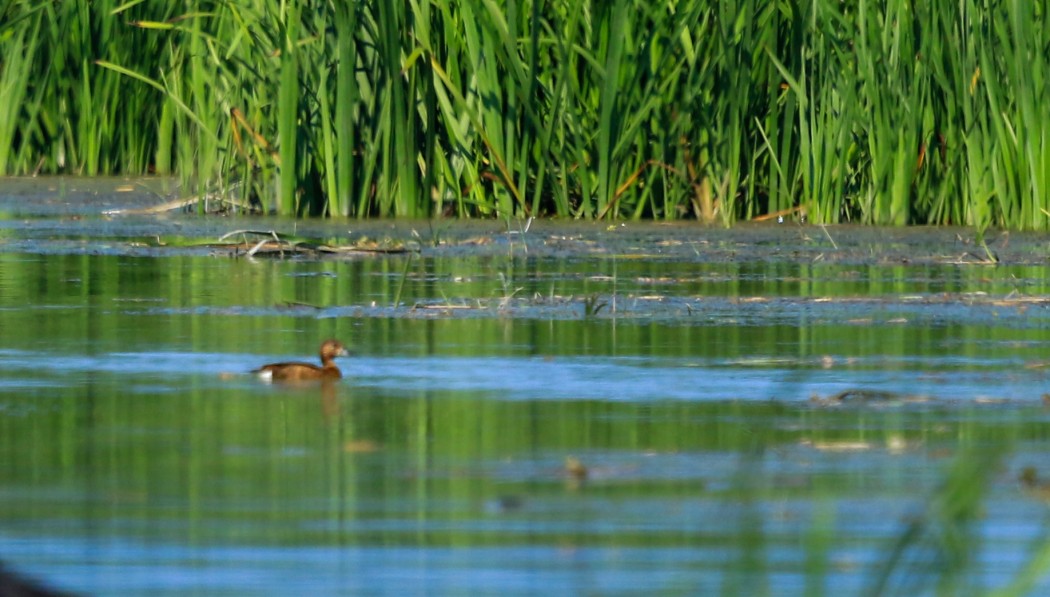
left=1, top=1, right=1048, bottom=229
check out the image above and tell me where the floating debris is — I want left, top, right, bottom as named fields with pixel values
left=1019, top=467, right=1050, bottom=501
left=343, top=440, right=380, bottom=454
left=812, top=389, right=933, bottom=406
left=485, top=495, right=526, bottom=514
left=199, top=229, right=413, bottom=257
left=800, top=439, right=873, bottom=453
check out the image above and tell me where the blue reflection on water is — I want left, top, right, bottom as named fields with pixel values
left=1, top=348, right=1047, bottom=403
left=4, top=493, right=1048, bottom=597
left=0, top=534, right=872, bottom=596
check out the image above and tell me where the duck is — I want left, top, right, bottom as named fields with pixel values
left=253, top=339, right=349, bottom=381
left=564, top=456, right=589, bottom=482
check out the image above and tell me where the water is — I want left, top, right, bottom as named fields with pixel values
left=2, top=180, right=1050, bottom=595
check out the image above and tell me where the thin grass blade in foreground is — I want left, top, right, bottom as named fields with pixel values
left=864, top=440, right=1005, bottom=597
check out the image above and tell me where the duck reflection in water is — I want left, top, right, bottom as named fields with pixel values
left=253, top=339, right=349, bottom=382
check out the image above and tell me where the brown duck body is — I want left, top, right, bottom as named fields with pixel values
left=254, top=339, right=349, bottom=381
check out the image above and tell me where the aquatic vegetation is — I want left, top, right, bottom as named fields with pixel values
left=1, top=1, right=1048, bottom=229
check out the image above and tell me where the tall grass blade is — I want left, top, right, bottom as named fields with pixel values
left=0, top=1, right=1047, bottom=228
left=277, top=4, right=300, bottom=215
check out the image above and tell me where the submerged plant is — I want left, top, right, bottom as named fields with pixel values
left=582, top=293, right=607, bottom=317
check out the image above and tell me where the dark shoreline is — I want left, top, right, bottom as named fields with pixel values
left=0, top=178, right=1040, bottom=267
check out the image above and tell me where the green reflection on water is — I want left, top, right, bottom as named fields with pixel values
left=2, top=252, right=1050, bottom=594
left=2, top=253, right=1049, bottom=361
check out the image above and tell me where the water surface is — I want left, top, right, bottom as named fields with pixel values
left=2, top=179, right=1050, bottom=595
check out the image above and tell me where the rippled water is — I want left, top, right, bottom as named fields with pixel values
left=3, top=179, right=1050, bottom=595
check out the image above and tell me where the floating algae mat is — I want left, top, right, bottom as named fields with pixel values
left=2, top=179, right=1050, bottom=595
